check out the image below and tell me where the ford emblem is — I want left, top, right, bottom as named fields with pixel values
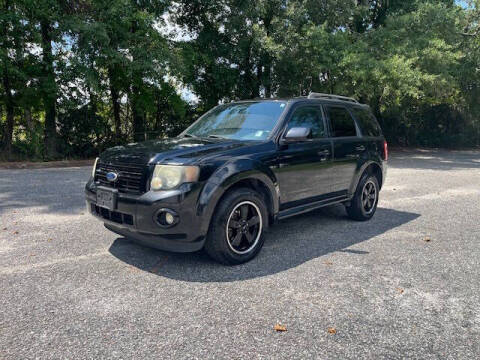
left=106, top=171, right=118, bottom=182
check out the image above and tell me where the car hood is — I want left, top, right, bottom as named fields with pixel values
left=99, top=137, right=252, bottom=165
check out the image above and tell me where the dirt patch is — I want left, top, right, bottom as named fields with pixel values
left=0, top=159, right=94, bottom=169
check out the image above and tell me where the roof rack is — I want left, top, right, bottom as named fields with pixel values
left=307, top=92, right=359, bottom=104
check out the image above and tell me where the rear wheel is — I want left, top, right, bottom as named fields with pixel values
left=205, top=188, right=268, bottom=265
left=346, top=173, right=379, bottom=221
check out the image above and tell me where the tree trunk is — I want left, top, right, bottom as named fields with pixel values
left=1, top=0, right=14, bottom=157
left=2, top=105, right=14, bottom=157
left=40, top=20, right=58, bottom=159
left=25, top=108, right=33, bottom=130
left=2, top=68, right=14, bottom=157
left=108, top=67, right=121, bottom=143
left=255, top=63, right=262, bottom=98
left=155, top=90, right=163, bottom=136
left=129, top=18, right=145, bottom=143
left=131, top=86, right=145, bottom=142
left=86, top=81, right=99, bottom=149
left=241, top=39, right=255, bottom=98
left=264, top=62, right=272, bottom=98
left=24, top=108, right=41, bottom=158
left=262, top=13, right=273, bottom=98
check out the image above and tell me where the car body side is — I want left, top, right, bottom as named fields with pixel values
left=85, top=98, right=387, bottom=252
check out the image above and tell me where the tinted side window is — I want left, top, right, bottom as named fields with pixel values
left=286, top=106, right=326, bottom=139
left=352, top=108, right=381, bottom=137
left=325, top=106, right=357, bottom=137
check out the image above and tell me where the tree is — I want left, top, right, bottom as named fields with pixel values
left=0, top=0, right=40, bottom=158
left=173, top=0, right=289, bottom=104
left=1, top=0, right=480, bottom=161
left=1, top=0, right=20, bottom=156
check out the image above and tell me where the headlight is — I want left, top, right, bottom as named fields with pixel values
left=92, top=157, right=99, bottom=178
left=150, top=165, right=200, bottom=191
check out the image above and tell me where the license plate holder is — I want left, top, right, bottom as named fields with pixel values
left=96, top=187, right=118, bottom=210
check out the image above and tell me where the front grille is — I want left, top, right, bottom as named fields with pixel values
left=95, top=162, right=147, bottom=194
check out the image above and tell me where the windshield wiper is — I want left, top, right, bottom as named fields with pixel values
left=182, top=133, right=197, bottom=138
left=207, top=135, right=227, bottom=139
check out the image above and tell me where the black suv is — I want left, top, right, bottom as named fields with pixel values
left=85, top=93, right=388, bottom=264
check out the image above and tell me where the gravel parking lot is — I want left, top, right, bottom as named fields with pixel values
left=1, top=150, right=479, bottom=359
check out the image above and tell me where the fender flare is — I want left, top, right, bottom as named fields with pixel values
left=349, top=159, right=384, bottom=195
left=196, top=158, right=279, bottom=234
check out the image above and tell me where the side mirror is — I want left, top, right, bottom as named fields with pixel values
left=283, top=127, right=311, bottom=142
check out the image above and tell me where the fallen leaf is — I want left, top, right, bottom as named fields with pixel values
left=423, top=236, right=431, bottom=242
left=274, top=324, right=287, bottom=332
left=396, top=287, right=404, bottom=294
left=149, top=257, right=166, bottom=273
left=47, top=238, right=53, bottom=242
left=327, top=327, right=337, bottom=334
left=324, top=260, right=333, bottom=266
left=13, top=231, right=19, bottom=235
left=29, top=253, right=35, bottom=257
left=2, top=227, right=7, bottom=231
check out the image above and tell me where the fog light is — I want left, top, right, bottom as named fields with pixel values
left=165, top=212, right=174, bottom=225
left=155, top=208, right=179, bottom=227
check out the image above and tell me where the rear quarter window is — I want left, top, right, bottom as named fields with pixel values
left=324, top=106, right=357, bottom=137
left=352, top=108, right=382, bottom=137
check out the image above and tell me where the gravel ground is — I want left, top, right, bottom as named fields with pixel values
left=1, top=150, right=479, bottom=359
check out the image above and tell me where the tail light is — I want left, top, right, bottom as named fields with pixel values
left=383, top=140, right=388, bottom=161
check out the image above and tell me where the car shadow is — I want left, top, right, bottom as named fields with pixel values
left=108, top=205, right=420, bottom=282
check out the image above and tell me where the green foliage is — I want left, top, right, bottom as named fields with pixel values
left=0, top=0, right=479, bottom=161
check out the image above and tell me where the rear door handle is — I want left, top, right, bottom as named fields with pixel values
left=356, top=145, right=366, bottom=151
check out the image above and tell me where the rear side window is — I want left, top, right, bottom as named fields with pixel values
left=352, top=107, right=382, bottom=137
left=286, top=106, right=326, bottom=139
left=324, top=106, right=357, bottom=137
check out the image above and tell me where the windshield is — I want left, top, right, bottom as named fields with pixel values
left=184, top=101, right=287, bottom=140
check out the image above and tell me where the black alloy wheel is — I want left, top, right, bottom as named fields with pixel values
left=361, top=180, right=377, bottom=215
left=226, top=201, right=262, bottom=254
left=205, top=188, right=268, bottom=265
left=346, top=173, right=380, bottom=221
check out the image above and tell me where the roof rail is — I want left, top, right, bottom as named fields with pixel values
left=307, top=92, right=359, bottom=104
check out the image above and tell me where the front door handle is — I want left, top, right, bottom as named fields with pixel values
left=356, top=145, right=366, bottom=151
left=318, top=149, right=330, bottom=161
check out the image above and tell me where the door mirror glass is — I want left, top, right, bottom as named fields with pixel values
left=284, top=127, right=311, bottom=142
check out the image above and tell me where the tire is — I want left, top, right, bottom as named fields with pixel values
left=204, top=187, right=268, bottom=265
left=346, top=173, right=380, bottom=221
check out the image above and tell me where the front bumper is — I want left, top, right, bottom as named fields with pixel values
left=85, top=179, right=208, bottom=253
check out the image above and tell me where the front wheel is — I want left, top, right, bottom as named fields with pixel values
left=346, top=173, right=380, bottom=221
left=204, top=188, right=268, bottom=265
